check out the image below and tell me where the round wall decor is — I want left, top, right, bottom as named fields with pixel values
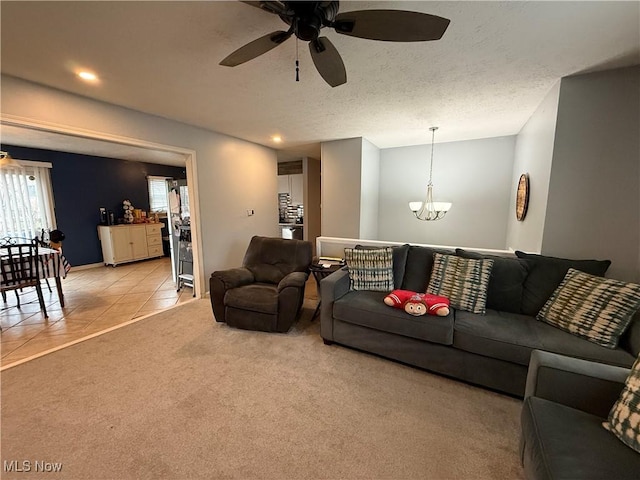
left=516, top=173, right=529, bottom=221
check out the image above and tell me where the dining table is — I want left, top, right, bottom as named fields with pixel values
left=0, top=246, right=71, bottom=307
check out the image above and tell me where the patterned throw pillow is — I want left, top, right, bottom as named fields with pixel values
left=515, top=250, right=611, bottom=316
left=537, top=269, right=640, bottom=349
left=603, top=354, right=640, bottom=454
left=427, top=253, right=494, bottom=314
left=344, top=247, right=394, bottom=291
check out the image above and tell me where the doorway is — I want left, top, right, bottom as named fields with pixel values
left=0, top=117, right=203, bottom=298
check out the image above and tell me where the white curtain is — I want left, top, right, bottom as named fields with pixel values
left=0, top=161, right=56, bottom=240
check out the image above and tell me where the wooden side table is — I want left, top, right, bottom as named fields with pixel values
left=309, top=260, right=345, bottom=320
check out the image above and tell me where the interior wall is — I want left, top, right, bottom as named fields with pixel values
left=0, top=144, right=185, bottom=266
left=505, top=81, right=561, bottom=253
left=378, top=136, right=516, bottom=249
left=542, top=66, right=640, bottom=282
left=320, top=137, right=362, bottom=239
left=359, top=138, right=380, bottom=240
left=302, top=157, right=321, bottom=256
left=1, top=75, right=279, bottom=290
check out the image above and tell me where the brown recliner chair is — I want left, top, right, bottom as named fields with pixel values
left=210, top=236, right=313, bottom=333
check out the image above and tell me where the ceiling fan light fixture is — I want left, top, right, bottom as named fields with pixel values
left=0, top=151, right=21, bottom=169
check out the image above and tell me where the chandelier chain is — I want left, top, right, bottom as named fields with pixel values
left=428, top=127, right=436, bottom=186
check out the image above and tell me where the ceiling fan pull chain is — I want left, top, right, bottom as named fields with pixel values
left=295, top=38, right=300, bottom=82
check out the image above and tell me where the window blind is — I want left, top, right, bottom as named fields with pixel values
left=148, top=176, right=171, bottom=213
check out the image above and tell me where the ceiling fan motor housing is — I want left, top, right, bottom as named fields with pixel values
left=223, top=1, right=451, bottom=87
left=280, top=1, right=339, bottom=41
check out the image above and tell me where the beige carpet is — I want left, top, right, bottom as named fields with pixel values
left=1, top=298, right=524, bottom=479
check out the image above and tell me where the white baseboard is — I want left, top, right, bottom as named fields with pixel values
left=69, top=262, right=104, bottom=271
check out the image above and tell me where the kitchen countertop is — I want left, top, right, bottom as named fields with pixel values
left=279, top=223, right=304, bottom=227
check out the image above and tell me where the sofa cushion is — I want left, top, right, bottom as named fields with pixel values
left=515, top=250, right=611, bottom=316
left=538, top=269, right=640, bottom=349
left=456, top=249, right=529, bottom=314
left=224, top=283, right=278, bottom=314
left=355, top=244, right=410, bottom=290
left=427, top=253, right=493, bottom=314
left=344, top=247, right=394, bottom=291
left=453, top=309, right=635, bottom=367
left=521, top=397, right=640, bottom=480
left=333, top=290, right=454, bottom=345
left=401, top=246, right=455, bottom=293
left=604, top=354, right=640, bottom=454
left=243, top=236, right=312, bottom=284
left=621, top=311, right=640, bottom=357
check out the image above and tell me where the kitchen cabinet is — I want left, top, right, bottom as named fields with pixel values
left=278, top=173, right=304, bottom=205
left=277, top=175, right=289, bottom=195
left=290, top=174, right=303, bottom=205
left=98, top=224, right=163, bottom=266
left=145, top=223, right=164, bottom=258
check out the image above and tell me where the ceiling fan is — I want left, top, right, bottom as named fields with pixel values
left=219, top=1, right=450, bottom=87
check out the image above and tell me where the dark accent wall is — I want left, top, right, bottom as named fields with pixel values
left=1, top=144, right=185, bottom=266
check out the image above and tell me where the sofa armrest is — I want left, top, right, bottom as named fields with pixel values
left=277, top=271, right=308, bottom=292
left=525, top=350, right=629, bottom=418
left=320, top=267, right=350, bottom=341
left=211, top=267, right=255, bottom=289
left=209, top=267, right=255, bottom=323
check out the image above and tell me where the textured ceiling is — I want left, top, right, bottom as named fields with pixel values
left=1, top=1, right=639, bottom=162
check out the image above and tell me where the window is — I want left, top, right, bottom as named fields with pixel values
left=0, top=160, right=56, bottom=239
left=148, top=176, right=171, bottom=213
left=179, top=185, right=190, bottom=219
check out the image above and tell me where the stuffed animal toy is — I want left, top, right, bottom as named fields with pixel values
left=384, top=289, right=450, bottom=317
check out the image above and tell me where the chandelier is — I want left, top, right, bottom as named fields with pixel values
left=409, top=127, right=452, bottom=221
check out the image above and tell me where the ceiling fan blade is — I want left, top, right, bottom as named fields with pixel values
left=220, top=31, right=291, bottom=67
left=333, top=10, right=450, bottom=42
left=240, top=1, right=287, bottom=15
left=309, top=37, right=346, bottom=88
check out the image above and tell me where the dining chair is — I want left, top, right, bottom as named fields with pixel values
left=0, top=238, right=48, bottom=318
left=0, top=236, right=31, bottom=301
left=36, top=229, right=56, bottom=293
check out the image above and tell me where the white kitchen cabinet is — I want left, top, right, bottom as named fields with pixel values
left=98, top=224, right=163, bottom=266
left=278, top=174, right=304, bottom=204
left=290, top=174, right=303, bottom=205
left=145, top=223, right=164, bottom=258
left=277, top=175, right=289, bottom=194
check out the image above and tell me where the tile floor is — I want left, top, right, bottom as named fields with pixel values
left=1, top=257, right=195, bottom=366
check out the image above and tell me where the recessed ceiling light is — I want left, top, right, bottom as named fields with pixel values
left=77, top=71, right=98, bottom=82
left=271, top=135, right=282, bottom=143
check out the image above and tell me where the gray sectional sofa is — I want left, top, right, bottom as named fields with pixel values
left=521, top=350, right=640, bottom=479
left=320, top=244, right=640, bottom=397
